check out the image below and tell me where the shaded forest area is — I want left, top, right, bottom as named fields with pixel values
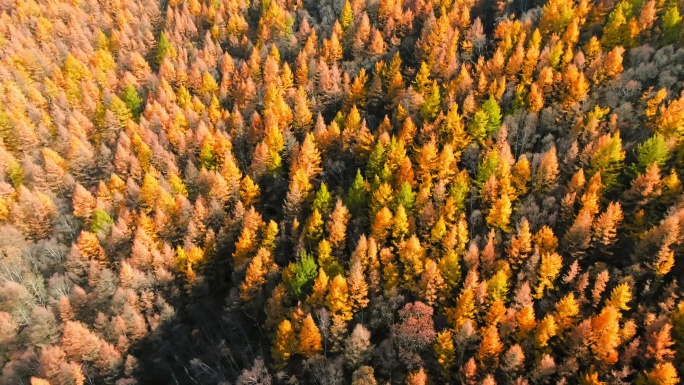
left=0, top=0, right=684, bottom=383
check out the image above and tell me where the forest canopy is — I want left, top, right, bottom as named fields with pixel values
left=0, top=0, right=684, bottom=384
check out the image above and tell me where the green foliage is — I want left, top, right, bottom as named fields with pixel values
left=548, top=42, right=565, bottom=69
left=200, top=142, right=217, bottom=170
left=481, top=96, right=502, bottom=135
left=312, top=183, right=333, bottom=215
left=439, top=250, right=461, bottom=292
left=450, top=172, right=471, bottom=212
left=366, top=142, right=386, bottom=180
left=394, top=182, right=416, bottom=214
left=109, top=95, right=132, bottom=127
left=413, top=61, right=431, bottom=94
left=156, top=32, right=175, bottom=64
left=7, top=160, right=23, bottom=189
left=601, top=1, right=635, bottom=48
left=122, top=85, right=143, bottom=121
left=632, top=133, right=670, bottom=174
left=419, top=81, right=441, bottom=122
left=289, top=252, right=318, bottom=298
left=487, top=269, right=509, bottom=302
left=346, top=169, right=368, bottom=215
left=91, top=208, right=114, bottom=233
left=467, top=110, right=489, bottom=143
left=477, top=150, right=500, bottom=186
left=589, top=132, right=625, bottom=191
left=662, top=5, right=682, bottom=44
left=0, top=111, right=15, bottom=152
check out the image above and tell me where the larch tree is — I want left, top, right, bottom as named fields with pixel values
left=272, top=319, right=297, bottom=370
left=298, top=314, right=323, bottom=357
left=326, top=274, right=353, bottom=323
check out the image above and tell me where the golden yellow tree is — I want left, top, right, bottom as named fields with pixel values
left=591, top=305, right=621, bottom=365
left=554, top=293, right=580, bottom=331
left=535, top=252, right=563, bottom=298
left=326, top=274, right=352, bottom=322
left=534, top=314, right=557, bottom=348
left=434, top=330, right=455, bottom=377
left=298, top=314, right=323, bottom=357
left=240, top=248, right=270, bottom=302
left=477, top=325, right=503, bottom=367
left=272, top=319, right=296, bottom=369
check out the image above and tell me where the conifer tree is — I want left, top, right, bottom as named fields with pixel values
left=272, top=319, right=297, bottom=369
left=434, top=330, right=455, bottom=378
left=326, top=274, right=352, bottom=323
left=298, top=314, right=323, bottom=357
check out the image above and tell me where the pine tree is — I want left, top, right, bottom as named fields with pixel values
left=419, top=81, right=441, bottom=122
left=77, top=231, right=106, bottom=261
left=661, top=6, right=682, bottom=44
left=633, top=134, right=670, bottom=175
left=419, top=259, right=446, bottom=306
left=240, top=249, right=270, bottom=302
left=122, top=85, right=143, bottom=121
left=326, top=274, right=352, bottom=322
left=486, top=194, right=512, bottom=231
left=372, top=206, right=393, bottom=241
left=439, top=250, right=461, bottom=293
left=304, top=266, right=328, bottom=308
left=534, top=314, right=557, bottom=348
left=447, top=288, right=476, bottom=328
left=646, top=323, right=675, bottom=362
left=591, top=305, right=621, bottom=365
left=638, top=362, right=680, bottom=385
left=434, top=330, right=455, bottom=377
left=298, top=314, right=323, bottom=357
left=303, top=209, right=325, bottom=244
left=72, top=183, right=95, bottom=220
left=488, top=269, right=510, bottom=302
left=156, top=32, right=176, bottom=64
left=477, top=325, right=503, bottom=366
left=508, top=218, right=532, bottom=266
left=327, top=200, right=350, bottom=251
left=482, top=96, right=502, bottom=135
left=399, top=235, right=425, bottom=285
left=392, top=204, right=410, bottom=241
left=340, top=0, right=354, bottom=33
left=554, top=293, right=579, bottom=330
left=672, top=302, right=684, bottom=372
left=605, top=282, right=632, bottom=311
left=347, top=170, right=368, bottom=215
left=535, top=252, right=563, bottom=298
left=516, top=305, right=537, bottom=339
left=240, top=175, right=261, bottom=207
left=272, top=319, right=297, bottom=369
left=467, top=110, right=489, bottom=143
left=348, top=261, right=369, bottom=312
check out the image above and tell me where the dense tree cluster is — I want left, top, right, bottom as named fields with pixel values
left=0, top=0, right=684, bottom=383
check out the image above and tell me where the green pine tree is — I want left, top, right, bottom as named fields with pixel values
left=467, top=110, right=489, bottom=143
left=312, top=183, right=333, bottom=215
left=482, top=96, right=502, bottom=136
left=420, top=81, right=441, bottom=122
left=122, top=84, right=143, bottom=121
left=632, top=133, right=670, bottom=174
left=346, top=169, right=368, bottom=215
left=156, top=32, right=176, bottom=65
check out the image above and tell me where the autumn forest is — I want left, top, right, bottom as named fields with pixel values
left=0, top=0, right=683, bottom=383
